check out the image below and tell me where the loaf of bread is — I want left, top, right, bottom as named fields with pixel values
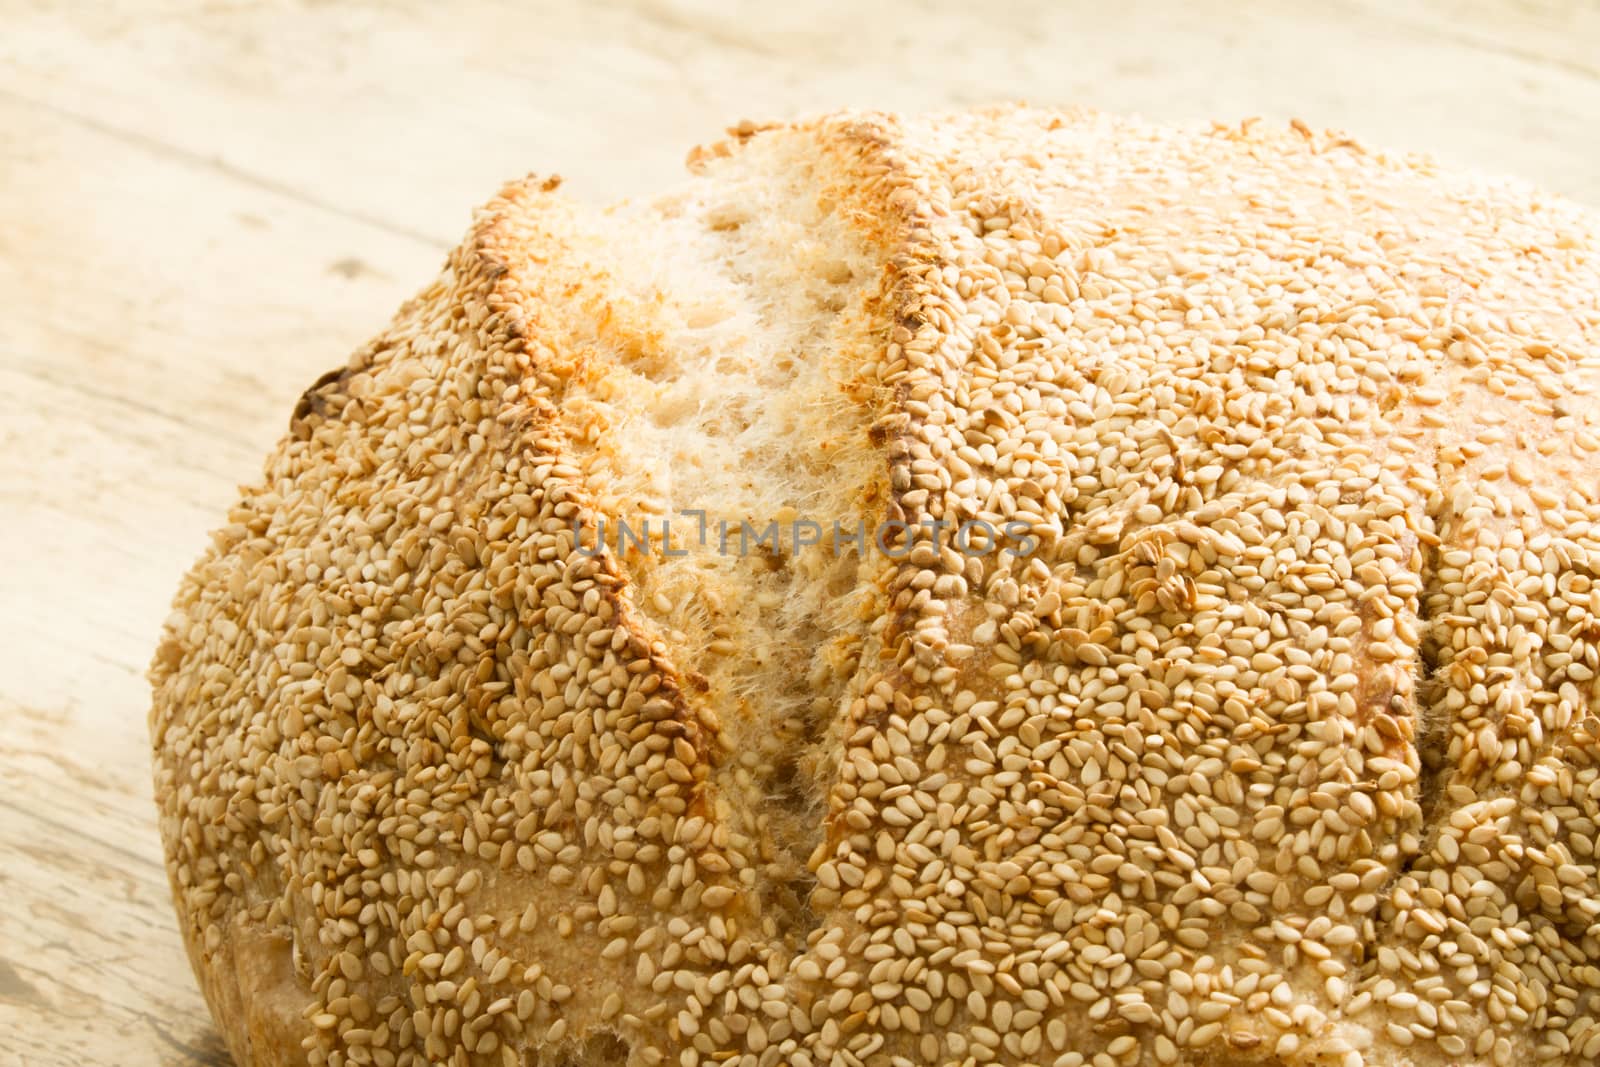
left=151, top=106, right=1600, bottom=1067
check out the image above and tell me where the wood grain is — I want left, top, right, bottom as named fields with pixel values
left=2, top=3, right=1596, bottom=1064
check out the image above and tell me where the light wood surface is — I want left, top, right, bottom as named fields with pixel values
left=3, top=3, right=1598, bottom=1064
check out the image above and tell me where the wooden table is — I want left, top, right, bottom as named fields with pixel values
left=3, top=3, right=1598, bottom=1064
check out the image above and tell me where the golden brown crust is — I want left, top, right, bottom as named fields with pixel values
left=153, top=107, right=1600, bottom=1067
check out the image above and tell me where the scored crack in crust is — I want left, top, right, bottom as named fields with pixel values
left=150, top=106, right=1600, bottom=1067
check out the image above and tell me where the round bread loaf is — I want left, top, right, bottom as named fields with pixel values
left=151, top=106, right=1600, bottom=1067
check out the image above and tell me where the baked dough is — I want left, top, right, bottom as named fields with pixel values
left=151, top=107, right=1600, bottom=1067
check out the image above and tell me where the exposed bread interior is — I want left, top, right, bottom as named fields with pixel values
left=544, top=133, right=891, bottom=938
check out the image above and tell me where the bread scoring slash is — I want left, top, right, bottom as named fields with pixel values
left=150, top=106, right=1600, bottom=1067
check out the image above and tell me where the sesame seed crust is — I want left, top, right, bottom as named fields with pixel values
left=151, top=106, right=1600, bottom=1067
